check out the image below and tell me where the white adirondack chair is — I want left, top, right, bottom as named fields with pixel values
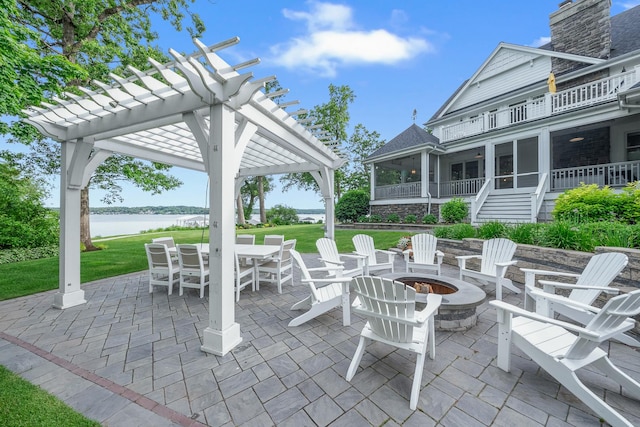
left=176, top=244, right=209, bottom=298
left=346, top=276, right=442, bottom=410
left=456, top=238, right=519, bottom=300
left=316, top=238, right=365, bottom=277
left=288, top=250, right=353, bottom=327
left=521, top=252, right=638, bottom=346
left=491, top=290, right=640, bottom=427
left=403, top=233, right=444, bottom=275
left=352, top=234, right=396, bottom=275
left=145, top=243, right=179, bottom=295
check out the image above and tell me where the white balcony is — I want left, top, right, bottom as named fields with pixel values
left=439, top=69, right=638, bottom=143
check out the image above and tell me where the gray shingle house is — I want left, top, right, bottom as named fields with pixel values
left=366, top=0, right=640, bottom=224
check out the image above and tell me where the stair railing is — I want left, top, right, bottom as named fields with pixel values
left=530, top=173, right=548, bottom=223
left=471, top=178, right=493, bottom=225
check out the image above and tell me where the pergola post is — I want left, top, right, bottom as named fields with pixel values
left=201, top=104, right=242, bottom=356
left=55, top=141, right=87, bottom=309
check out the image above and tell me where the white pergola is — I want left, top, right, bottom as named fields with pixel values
left=23, top=38, right=346, bottom=356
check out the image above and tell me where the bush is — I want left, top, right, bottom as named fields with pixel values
left=476, top=221, right=508, bottom=239
left=370, top=214, right=383, bottom=223
left=537, top=221, right=592, bottom=251
left=447, top=223, right=476, bottom=240
left=265, top=205, right=299, bottom=225
left=552, top=183, right=640, bottom=224
left=357, top=215, right=369, bottom=223
left=335, top=190, right=370, bottom=223
left=386, top=213, right=401, bottom=223
left=403, top=214, right=417, bottom=224
left=507, top=223, right=543, bottom=245
left=440, top=198, right=468, bottom=223
left=422, top=214, right=437, bottom=224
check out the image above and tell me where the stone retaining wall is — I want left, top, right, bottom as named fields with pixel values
left=434, top=238, right=640, bottom=334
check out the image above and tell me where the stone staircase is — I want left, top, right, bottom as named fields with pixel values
left=475, top=192, right=534, bottom=223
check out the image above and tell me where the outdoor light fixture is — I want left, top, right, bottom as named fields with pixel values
left=411, top=157, right=416, bottom=174
left=569, top=137, right=584, bottom=142
left=474, top=152, right=484, bottom=158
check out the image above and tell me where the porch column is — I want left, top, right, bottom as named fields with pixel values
left=55, top=141, right=87, bottom=309
left=370, top=164, right=376, bottom=201
left=486, top=143, right=495, bottom=186
left=421, top=151, right=429, bottom=198
left=201, top=103, right=242, bottom=356
left=539, top=127, right=551, bottom=191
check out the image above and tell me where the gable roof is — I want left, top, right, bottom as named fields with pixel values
left=428, top=5, right=640, bottom=123
left=366, top=124, right=441, bottom=161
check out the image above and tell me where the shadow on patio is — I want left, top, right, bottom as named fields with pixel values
left=0, top=255, right=639, bottom=426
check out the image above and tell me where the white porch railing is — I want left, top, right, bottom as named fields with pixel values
left=374, top=182, right=421, bottom=199
left=471, top=178, right=493, bottom=225
left=439, top=69, right=638, bottom=143
left=439, top=177, right=486, bottom=197
left=531, top=172, right=548, bottom=223
left=550, top=161, right=640, bottom=191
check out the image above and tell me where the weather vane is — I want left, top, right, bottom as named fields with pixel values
left=412, top=109, right=417, bottom=123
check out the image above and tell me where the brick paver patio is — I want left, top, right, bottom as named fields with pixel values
left=0, top=254, right=639, bottom=426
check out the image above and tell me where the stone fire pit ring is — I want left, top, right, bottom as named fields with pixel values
left=380, top=273, right=486, bottom=332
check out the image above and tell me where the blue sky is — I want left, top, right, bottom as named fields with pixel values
left=37, top=0, right=640, bottom=209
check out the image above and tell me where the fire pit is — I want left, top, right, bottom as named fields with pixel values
left=381, top=273, right=486, bottom=331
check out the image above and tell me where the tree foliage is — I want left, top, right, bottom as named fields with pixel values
left=2, top=0, right=204, bottom=249
left=280, top=84, right=384, bottom=201
left=0, top=161, right=59, bottom=249
left=266, top=204, right=299, bottom=225
left=335, top=189, right=370, bottom=223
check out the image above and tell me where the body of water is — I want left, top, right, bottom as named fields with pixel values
left=90, top=213, right=326, bottom=238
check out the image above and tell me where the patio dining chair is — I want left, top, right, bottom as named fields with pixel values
left=236, top=234, right=255, bottom=267
left=234, top=250, right=254, bottom=301
left=456, top=238, right=519, bottom=300
left=258, top=239, right=297, bottom=293
left=288, top=250, right=353, bottom=327
left=352, top=234, right=395, bottom=275
left=491, top=290, right=640, bottom=427
left=176, top=244, right=209, bottom=298
left=520, top=252, right=638, bottom=346
left=145, top=243, right=179, bottom=295
left=153, top=236, right=177, bottom=260
left=316, top=237, right=365, bottom=278
left=404, top=233, right=445, bottom=276
left=346, top=276, right=442, bottom=410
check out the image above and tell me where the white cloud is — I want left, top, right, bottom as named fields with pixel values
left=530, top=36, right=551, bottom=48
left=270, top=2, right=433, bottom=77
left=618, top=1, right=640, bottom=10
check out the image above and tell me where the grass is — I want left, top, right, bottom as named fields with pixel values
left=0, top=366, right=100, bottom=427
left=0, top=224, right=408, bottom=301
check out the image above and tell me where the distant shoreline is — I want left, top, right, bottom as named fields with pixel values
left=84, top=206, right=326, bottom=215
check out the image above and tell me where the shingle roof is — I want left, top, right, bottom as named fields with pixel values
left=367, top=123, right=440, bottom=159
left=610, top=5, right=640, bottom=58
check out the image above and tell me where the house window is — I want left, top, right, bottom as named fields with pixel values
left=465, top=161, right=479, bottom=179
left=451, top=163, right=463, bottom=181
left=627, top=132, right=640, bottom=161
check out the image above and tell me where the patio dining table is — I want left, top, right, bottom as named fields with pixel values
left=170, top=243, right=281, bottom=282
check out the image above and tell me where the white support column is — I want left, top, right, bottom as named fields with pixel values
left=539, top=128, right=551, bottom=191
left=421, top=150, right=428, bottom=198
left=370, top=164, right=376, bottom=201
left=55, top=141, right=87, bottom=309
left=201, top=104, right=242, bottom=356
left=311, top=168, right=335, bottom=239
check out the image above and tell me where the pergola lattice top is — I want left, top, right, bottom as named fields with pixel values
left=24, top=37, right=345, bottom=177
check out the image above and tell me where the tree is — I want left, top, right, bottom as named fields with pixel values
left=266, top=205, right=299, bottom=225
left=2, top=0, right=204, bottom=250
left=335, top=189, right=370, bottom=223
left=240, top=176, right=273, bottom=223
left=341, top=124, right=385, bottom=194
left=0, top=161, right=59, bottom=249
left=280, top=84, right=355, bottom=199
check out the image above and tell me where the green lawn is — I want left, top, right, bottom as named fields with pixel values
left=0, top=225, right=408, bottom=301
left=0, top=366, right=100, bottom=427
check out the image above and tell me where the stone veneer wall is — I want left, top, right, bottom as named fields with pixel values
left=550, top=0, right=611, bottom=75
left=434, top=238, right=640, bottom=333
left=371, top=203, right=440, bottom=221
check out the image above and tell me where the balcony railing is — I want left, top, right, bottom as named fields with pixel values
left=374, top=182, right=421, bottom=199
left=439, top=69, right=638, bottom=143
left=551, top=161, right=640, bottom=191
left=439, top=177, right=486, bottom=197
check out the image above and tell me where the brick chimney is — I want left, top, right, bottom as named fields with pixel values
left=550, top=0, right=611, bottom=74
